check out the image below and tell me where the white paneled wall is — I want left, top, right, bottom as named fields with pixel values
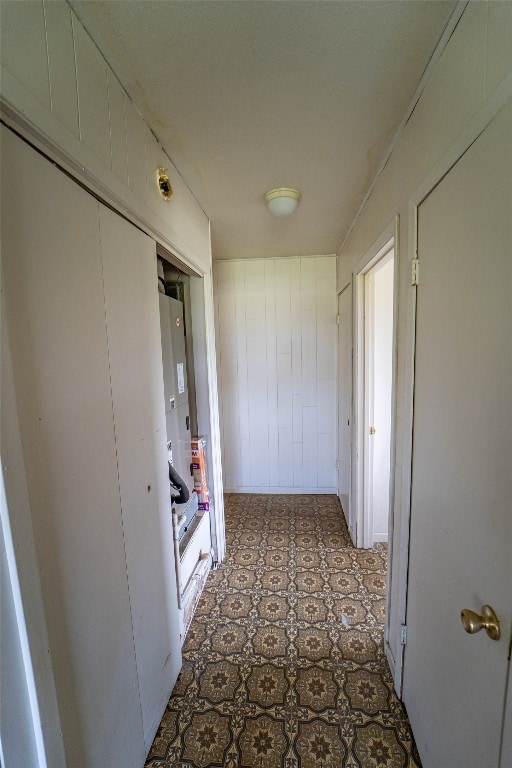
left=215, top=256, right=337, bottom=493
left=0, top=0, right=210, bottom=273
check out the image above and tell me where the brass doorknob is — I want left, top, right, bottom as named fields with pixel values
left=461, top=605, right=500, bottom=641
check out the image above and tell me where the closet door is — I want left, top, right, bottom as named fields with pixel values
left=99, top=206, right=182, bottom=749
left=1, top=127, right=145, bottom=766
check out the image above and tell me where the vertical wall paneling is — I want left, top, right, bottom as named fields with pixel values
left=291, top=259, right=302, bottom=393
left=1, top=1, right=212, bottom=275
left=0, top=0, right=50, bottom=110
left=245, top=261, right=269, bottom=486
left=234, top=262, right=251, bottom=487
left=300, top=258, right=317, bottom=407
left=318, top=433, right=337, bottom=489
left=107, top=70, right=128, bottom=184
left=277, top=341, right=294, bottom=489
left=215, top=256, right=337, bottom=493
left=265, top=260, right=280, bottom=487
left=317, top=379, right=336, bottom=435
left=72, top=17, right=111, bottom=167
left=292, top=394, right=303, bottom=441
left=44, top=0, right=79, bottom=137
left=275, top=261, right=293, bottom=486
left=275, top=260, right=292, bottom=355
left=125, top=97, right=148, bottom=203
left=276, top=354, right=293, bottom=435
left=302, top=407, right=318, bottom=487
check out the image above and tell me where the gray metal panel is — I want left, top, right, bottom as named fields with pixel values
left=161, top=295, right=194, bottom=499
left=166, top=406, right=194, bottom=502
left=159, top=294, right=178, bottom=413
left=168, top=296, right=189, bottom=411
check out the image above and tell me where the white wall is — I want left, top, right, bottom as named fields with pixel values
left=2, top=128, right=181, bottom=766
left=337, top=0, right=512, bottom=686
left=214, top=256, right=337, bottom=493
left=0, top=8, right=225, bottom=533
left=0, top=2, right=225, bottom=764
left=0, top=0, right=209, bottom=274
left=1, top=0, right=224, bottom=567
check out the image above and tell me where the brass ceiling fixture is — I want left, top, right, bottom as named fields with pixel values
left=157, top=168, right=173, bottom=200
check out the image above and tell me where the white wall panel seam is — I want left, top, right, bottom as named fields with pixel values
left=483, top=0, right=489, bottom=98
left=267, top=261, right=272, bottom=482
left=97, top=207, right=145, bottom=737
left=266, top=260, right=278, bottom=486
left=70, top=13, right=82, bottom=142
left=106, top=69, right=114, bottom=173
left=68, top=8, right=80, bottom=138
left=240, top=262, right=250, bottom=487
left=41, top=0, right=52, bottom=113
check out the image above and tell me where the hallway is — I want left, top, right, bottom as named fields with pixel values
left=146, top=494, right=421, bottom=767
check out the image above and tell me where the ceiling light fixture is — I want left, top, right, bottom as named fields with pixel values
left=264, top=187, right=302, bottom=217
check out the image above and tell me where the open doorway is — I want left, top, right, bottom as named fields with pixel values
left=365, top=252, right=394, bottom=545
left=337, top=284, right=352, bottom=536
left=354, top=226, right=397, bottom=550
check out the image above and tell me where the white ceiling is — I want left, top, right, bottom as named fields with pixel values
left=70, top=0, right=457, bottom=261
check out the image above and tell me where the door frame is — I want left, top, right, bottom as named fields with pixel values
left=363, top=246, right=394, bottom=547
left=337, top=283, right=353, bottom=537
left=353, top=218, right=399, bottom=551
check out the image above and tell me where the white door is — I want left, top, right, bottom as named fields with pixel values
left=1, top=126, right=146, bottom=766
left=99, top=207, right=182, bottom=749
left=365, top=256, right=394, bottom=544
left=403, top=102, right=512, bottom=767
left=337, top=286, right=352, bottom=532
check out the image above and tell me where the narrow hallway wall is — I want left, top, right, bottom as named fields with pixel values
left=337, top=0, right=512, bottom=712
left=214, top=256, right=337, bottom=493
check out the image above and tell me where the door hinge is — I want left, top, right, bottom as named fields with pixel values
left=400, top=625, right=408, bottom=645
left=411, top=259, right=419, bottom=286
left=336, top=314, right=341, bottom=325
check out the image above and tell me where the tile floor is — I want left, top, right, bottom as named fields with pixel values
left=146, top=493, right=421, bottom=767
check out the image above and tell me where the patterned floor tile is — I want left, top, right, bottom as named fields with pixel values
left=145, top=494, right=421, bottom=767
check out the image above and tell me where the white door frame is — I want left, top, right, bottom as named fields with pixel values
left=390, top=86, right=512, bottom=699
left=363, top=248, right=394, bottom=547
left=352, top=217, right=399, bottom=551
left=337, top=283, right=353, bottom=536
left=352, top=218, right=400, bottom=690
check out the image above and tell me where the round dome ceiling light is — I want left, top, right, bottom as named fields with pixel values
left=264, top=187, right=302, bottom=217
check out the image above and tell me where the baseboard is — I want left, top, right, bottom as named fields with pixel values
left=372, top=532, right=388, bottom=543
left=224, top=487, right=338, bottom=495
